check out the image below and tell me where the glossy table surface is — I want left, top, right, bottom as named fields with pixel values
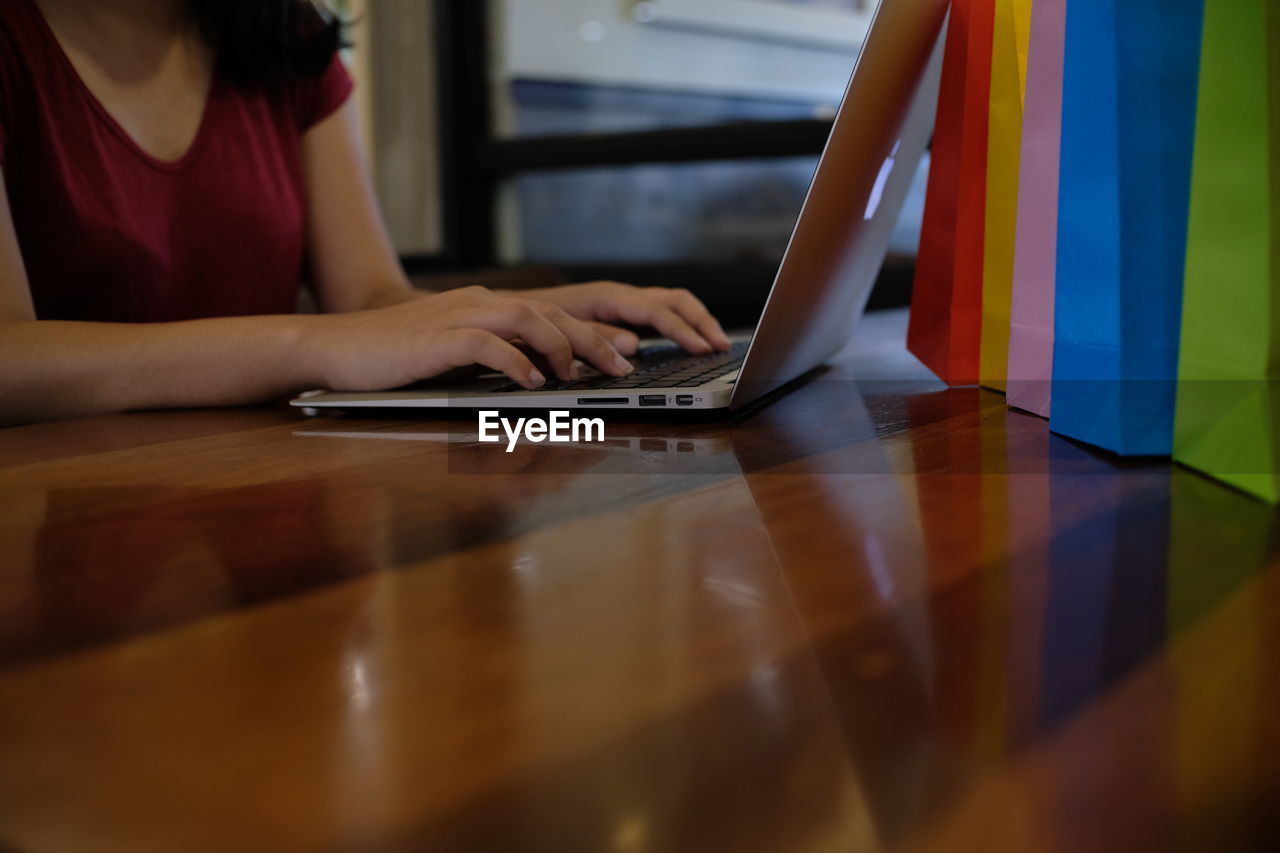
left=0, top=311, right=1277, bottom=853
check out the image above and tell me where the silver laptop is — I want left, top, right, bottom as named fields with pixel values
left=293, top=0, right=948, bottom=415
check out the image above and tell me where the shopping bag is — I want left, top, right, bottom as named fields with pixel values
left=1049, top=0, right=1203, bottom=455
left=978, top=0, right=1033, bottom=392
left=908, top=0, right=996, bottom=386
left=1006, top=0, right=1067, bottom=418
left=1174, top=0, right=1280, bottom=502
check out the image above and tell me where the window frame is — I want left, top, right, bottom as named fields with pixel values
left=418, top=0, right=911, bottom=326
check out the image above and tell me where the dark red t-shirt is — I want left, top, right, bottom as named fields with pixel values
left=0, top=0, right=354, bottom=323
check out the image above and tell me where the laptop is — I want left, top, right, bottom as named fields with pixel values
left=293, top=0, right=948, bottom=416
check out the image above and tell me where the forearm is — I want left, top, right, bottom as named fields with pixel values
left=0, top=315, right=325, bottom=426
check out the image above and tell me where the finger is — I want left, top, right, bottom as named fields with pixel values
left=660, top=289, right=732, bottom=351
left=608, top=298, right=714, bottom=354
left=538, top=306, right=634, bottom=377
left=585, top=322, right=640, bottom=356
left=470, top=301, right=577, bottom=381
left=439, top=329, right=546, bottom=390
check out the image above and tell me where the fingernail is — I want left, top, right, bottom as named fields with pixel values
left=570, top=361, right=583, bottom=380
left=614, top=335, right=633, bottom=353
left=613, top=353, right=634, bottom=375
left=528, top=368, right=546, bottom=388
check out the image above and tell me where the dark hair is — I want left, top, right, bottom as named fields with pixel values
left=188, top=0, right=347, bottom=89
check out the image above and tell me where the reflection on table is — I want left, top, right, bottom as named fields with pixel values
left=0, top=311, right=1276, bottom=852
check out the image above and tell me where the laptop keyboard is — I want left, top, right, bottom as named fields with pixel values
left=492, top=341, right=749, bottom=393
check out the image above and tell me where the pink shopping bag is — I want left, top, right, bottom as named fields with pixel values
left=1006, top=0, right=1066, bottom=417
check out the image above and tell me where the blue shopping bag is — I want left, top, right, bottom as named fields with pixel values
left=1049, top=0, right=1203, bottom=455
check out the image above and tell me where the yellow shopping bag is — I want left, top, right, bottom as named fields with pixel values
left=979, top=0, right=1034, bottom=391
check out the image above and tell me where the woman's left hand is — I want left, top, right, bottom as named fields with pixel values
left=514, top=282, right=732, bottom=356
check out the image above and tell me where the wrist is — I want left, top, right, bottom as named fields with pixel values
left=289, top=313, right=340, bottom=390
left=362, top=285, right=424, bottom=311
left=495, top=287, right=552, bottom=302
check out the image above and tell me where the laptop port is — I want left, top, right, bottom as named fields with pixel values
left=676, top=395, right=695, bottom=407
left=578, top=397, right=629, bottom=406
left=639, top=395, right=668, bottom=407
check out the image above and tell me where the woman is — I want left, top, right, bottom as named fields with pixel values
left=0, top=0, right=731, bottom=426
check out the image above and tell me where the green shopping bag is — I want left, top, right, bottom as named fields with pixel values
left=1174, top=0, right=1280, bottom=501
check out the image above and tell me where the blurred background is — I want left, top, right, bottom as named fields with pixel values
left=338, top=0, right=929, bottom=327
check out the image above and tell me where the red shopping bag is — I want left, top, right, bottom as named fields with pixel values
left=908, top=0, right=997, bottom=386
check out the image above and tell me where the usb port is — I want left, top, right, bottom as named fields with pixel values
left=639, top=395, right=668, bottom=407
left=676, top=395, right=695, bottom=407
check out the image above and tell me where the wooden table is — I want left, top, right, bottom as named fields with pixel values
left=0, top=311, right=1276, bottom=853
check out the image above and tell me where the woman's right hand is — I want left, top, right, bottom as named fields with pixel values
left=303, top=286, right=636, bottom=392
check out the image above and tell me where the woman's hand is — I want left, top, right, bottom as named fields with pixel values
left=513, top=282, right=732, bottom=356
left=305, top=286, right=636, bottom=392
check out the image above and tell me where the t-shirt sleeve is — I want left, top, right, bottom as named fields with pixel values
left=292, top=53, right=355, bottom=133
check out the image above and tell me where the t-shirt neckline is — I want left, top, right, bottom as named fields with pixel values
left=23, top=0, right=220, bottom=174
